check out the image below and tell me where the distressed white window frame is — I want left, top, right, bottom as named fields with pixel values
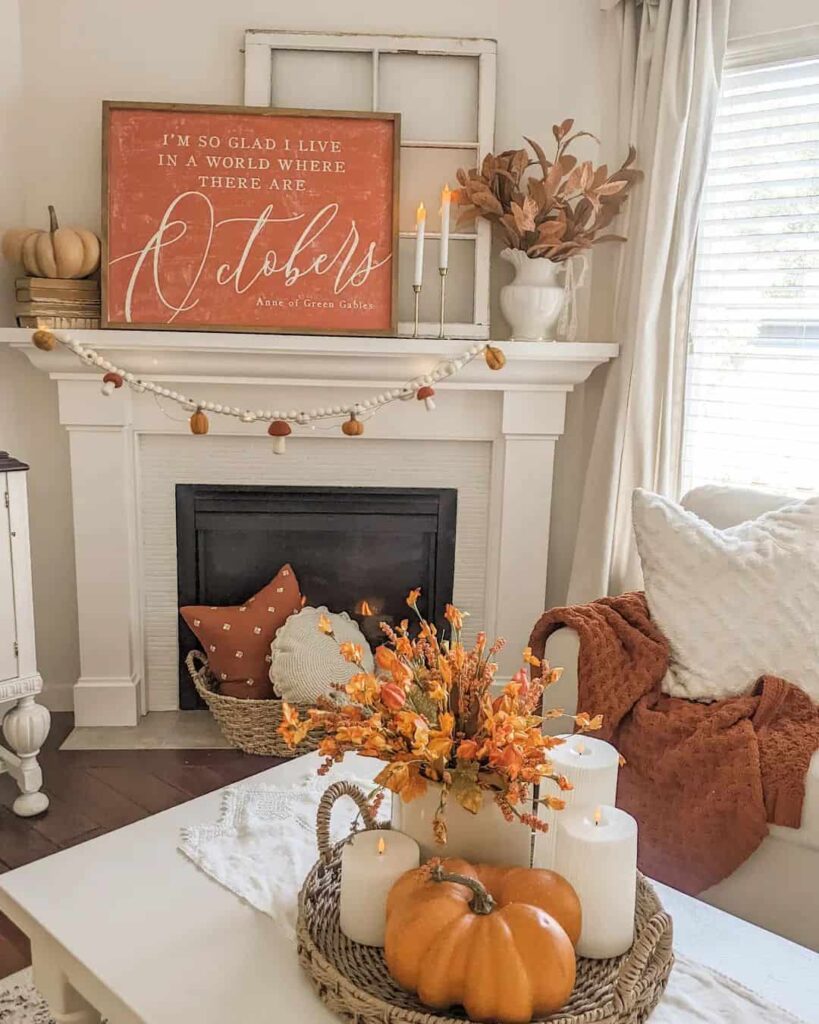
left=243, top=30, right=496, bottom=339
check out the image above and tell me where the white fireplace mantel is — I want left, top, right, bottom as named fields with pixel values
left=3, top=328, right=617, bottom=726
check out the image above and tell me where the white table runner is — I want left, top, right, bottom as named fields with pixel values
left=179, top=768, right=807, bottom=1024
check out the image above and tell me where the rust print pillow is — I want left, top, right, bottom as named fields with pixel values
left=180, top=564, right=302, bottom=699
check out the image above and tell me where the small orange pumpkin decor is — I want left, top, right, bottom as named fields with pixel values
left=31, top=329, right=57, bottom=352
left=341, top=413, right=364, bottom=437
left=189, top=408, right=209, bottom=435
left=385, top=858, right=579, bottom=1024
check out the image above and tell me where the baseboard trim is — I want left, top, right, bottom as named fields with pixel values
left=73, top=675, right=141, bottom=726
left=38, top=681, right=75, bottom=713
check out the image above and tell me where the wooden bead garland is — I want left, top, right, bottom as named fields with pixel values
left=29, top=330, right=507, bottom=452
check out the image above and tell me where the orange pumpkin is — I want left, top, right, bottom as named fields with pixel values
left=385, top=858, right=579, bottom=1023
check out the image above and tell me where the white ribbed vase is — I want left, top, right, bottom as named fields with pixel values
left=499, top=248, right=565, bottom=341
left=391, top=781, right=532, bottom=866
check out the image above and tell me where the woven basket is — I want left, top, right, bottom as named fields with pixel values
left=185, top=650, right=318, bottom=757
left=297, top=782, right=674, bottom=1024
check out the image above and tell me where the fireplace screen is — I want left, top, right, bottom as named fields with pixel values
left=175, top=485, right=457, bottom=708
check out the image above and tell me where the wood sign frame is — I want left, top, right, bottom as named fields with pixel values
left=101, top=101, right=400, bottom=336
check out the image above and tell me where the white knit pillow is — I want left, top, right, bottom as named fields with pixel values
left=269, top=606, right=374, bottom=704
left=632, top=488, right=819, bottom=702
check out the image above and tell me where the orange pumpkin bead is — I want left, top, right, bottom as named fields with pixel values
left=189, top=408, right=209, bottom=435
left=341, top=414, right=364, bottom=437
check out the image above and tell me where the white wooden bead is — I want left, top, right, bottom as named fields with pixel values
left=288, top=409, right=298, bottom=420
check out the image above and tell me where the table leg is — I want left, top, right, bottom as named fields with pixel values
left=31, top=938, right=102, bottom=1024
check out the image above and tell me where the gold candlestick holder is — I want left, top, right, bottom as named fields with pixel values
left=438, top=267, right=448, bottom=339
left=412, top=284, right=422, bottom=339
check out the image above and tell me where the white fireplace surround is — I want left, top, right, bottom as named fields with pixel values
left=8, top=329, right=616, bottom=726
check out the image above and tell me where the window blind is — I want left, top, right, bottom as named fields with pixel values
left=682, top=57, right=819, bottom=497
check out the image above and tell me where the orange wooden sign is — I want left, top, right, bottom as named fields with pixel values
left=102, top=102, right=400, bottom=335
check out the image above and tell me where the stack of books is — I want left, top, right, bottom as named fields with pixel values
left=16, top=277, right=100, bottom=329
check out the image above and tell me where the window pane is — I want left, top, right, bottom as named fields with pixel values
left=682, top=57, right=819, bottom=498
left=379, top=53, right=478, bottom=142
left=397, top=237, right=475, bottom=325
left=271, top=50, right=372, bottom=110
left=398, top=147, right=478, bottom=233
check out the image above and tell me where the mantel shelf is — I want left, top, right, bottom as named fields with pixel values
left=1, top=327, right=618, bottom=391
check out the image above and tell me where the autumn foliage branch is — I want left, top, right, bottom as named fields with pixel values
left=454, top=118, right=641, bottom=262
left=278, top=589, right=603, bottom=844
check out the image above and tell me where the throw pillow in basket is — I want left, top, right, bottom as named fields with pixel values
left=269, top=606, right=374, bottom=703
left=180, top=564, right=303, bottom=699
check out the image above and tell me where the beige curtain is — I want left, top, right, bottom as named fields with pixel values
left=567, top=0, right=731, bottom=603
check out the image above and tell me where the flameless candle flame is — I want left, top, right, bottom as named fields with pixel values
left=377, top=836, right=386, bottom=856
left=594, top=807, right=602, bottom=827
left=576, top=740, right=586, bottom=755
left=416, top=202, right=426, bottom=225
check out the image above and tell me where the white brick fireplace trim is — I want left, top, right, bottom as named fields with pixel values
left=6, top=329, right=617, bottom=726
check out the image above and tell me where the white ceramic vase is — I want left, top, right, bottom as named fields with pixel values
left=499, top=248, right=565, bottom=341
left=391, top=781, right=532, bottom=866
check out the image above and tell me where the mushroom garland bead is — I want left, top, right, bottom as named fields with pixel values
left=101, top=371, right=124, bottom=396
left=417, top=385, right=436, bottom=411
left=268, top=420, right=291, bottom=454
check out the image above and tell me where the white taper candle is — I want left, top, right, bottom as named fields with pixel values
left=439, top=185, right=452, bottom=270
left=413, top=202, right=426, bottom=287
left=534, top=734, right=619, bottom=870
left=553, top=804, right=637, bottom=959
left=339, top=829, right=420, bottom=947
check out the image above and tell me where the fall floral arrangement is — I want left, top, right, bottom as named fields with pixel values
left=279, top=590, right=602, bottom=843
left=454, top=119, right=641, bottom=262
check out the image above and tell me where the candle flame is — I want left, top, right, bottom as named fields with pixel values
left=377, top=836, right=386, bottom=855
left=594, top=807, right=602, bottom=827
left=576, top=740, right=586, bottom=755
left=441, top=183, right=452, bottom=205
left=416, top=202, right=426, bottom=224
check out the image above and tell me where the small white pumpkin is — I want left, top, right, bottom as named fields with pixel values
left=2, top=206, right=100, bottom=279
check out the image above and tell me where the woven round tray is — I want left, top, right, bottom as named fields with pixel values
left=297, top=782, right=674, bottom=1024
left=185, top=650, right=318, bottom=757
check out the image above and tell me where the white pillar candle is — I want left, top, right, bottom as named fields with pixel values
left=554, top=805, right=637, bottom=959
left=439, top=185, right=452, bottom=270
left=413, top=202, right=426, bottom=287
left=339, top=829, right=420, bottom=947
left=534, top=734, right=619, bottom=869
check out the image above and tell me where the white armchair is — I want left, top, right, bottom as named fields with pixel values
left=543, top=485, right=819, bottom=952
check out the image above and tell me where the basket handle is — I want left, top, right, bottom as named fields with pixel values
left=316, top=781, right=378, bottom=864
left=613, top=908, right=673, bottom=1011
left=186, top=650, right=208, bottom=674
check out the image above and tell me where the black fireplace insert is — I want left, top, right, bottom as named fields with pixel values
left=175, top=484, right=457, bottom=708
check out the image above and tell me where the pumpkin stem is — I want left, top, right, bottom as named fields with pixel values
left=429, top=864, right=496, bottom=915
left=48, top=205, right=59, bottom=233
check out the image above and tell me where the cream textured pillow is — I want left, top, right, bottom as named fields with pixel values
left=269, top=606, right=374, bottom=704
left=632, top=488, right=819, bottom=702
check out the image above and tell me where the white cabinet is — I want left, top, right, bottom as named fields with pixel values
left=0, top=486, right=17, bottom=682
left=0, top=453, right=50, bottom=816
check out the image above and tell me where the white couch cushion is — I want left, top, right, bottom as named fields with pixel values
left=632, top=488, right=819, bottom=702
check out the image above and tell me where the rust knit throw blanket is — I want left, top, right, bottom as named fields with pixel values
left=528, top=592, right=819, bottom=895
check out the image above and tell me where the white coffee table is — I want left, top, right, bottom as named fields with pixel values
left=0, top=753, right=817, bottom=1023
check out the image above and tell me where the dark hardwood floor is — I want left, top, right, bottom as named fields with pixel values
left=0, top=713, right=283, bottom=980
